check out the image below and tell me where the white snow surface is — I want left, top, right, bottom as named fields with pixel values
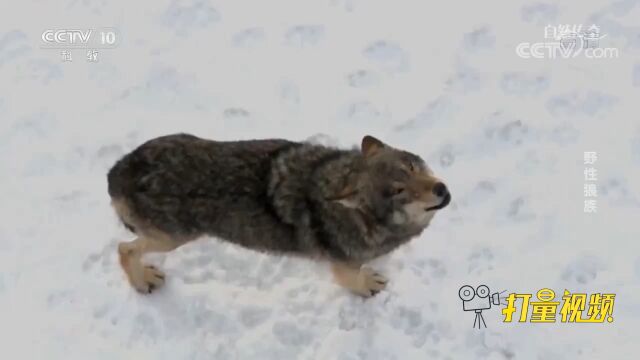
left=1, top=0, right=640, bottom=359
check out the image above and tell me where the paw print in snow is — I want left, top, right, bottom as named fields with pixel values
left=445, top=65, right=483, bottom=93
left=223, top=108, right=250, bottom=119
left=232, top=28, right=265, bottom=48
left=285, top=25, right=324, bottom=47
left=501, top=72, right=550, bottom=96
left=162, top=0, right=220, bottom=37
left=468, top=247, right=495, bottom=275
left=546, top=91, right=617, bottom=118
left=463, top=26, right=495, bottom=52
left=0, top=30, right=30, bottom=66
left=485, top=119, right=530, bottom=146
left=363, top=41, right=410, bottom=73
left=521, top=3, right=559, bottom=24
left=272, top=321, right=313, bottom=346
left=561, top=256, right=603, bottom=285
left=346, top=70, right=380, bottom=88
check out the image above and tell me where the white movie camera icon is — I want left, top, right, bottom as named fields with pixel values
left=458, top=285, right=504, bottom=329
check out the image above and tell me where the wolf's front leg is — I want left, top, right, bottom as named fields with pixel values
left=331, top=262, right=388, bottom=297
left=118, top=235, right=185, bottom=293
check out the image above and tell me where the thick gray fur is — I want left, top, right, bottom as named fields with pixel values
left=108, top=133, right=447, bottom=264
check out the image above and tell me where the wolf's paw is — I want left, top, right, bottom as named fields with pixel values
left=356, top=267, right=388, bottom=297
left=133, top=265, right=165, bottom=294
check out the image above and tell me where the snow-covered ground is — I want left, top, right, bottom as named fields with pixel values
left=1, top=0, right=639, bottom=358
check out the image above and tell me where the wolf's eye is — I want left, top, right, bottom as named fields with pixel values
left=386, top=182, right=406, bottom=197
left=408, top=162, right=415, bottom=172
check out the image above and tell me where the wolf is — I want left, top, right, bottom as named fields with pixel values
left=107, top=134, right=450, bottom=297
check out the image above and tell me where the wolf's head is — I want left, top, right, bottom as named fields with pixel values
left=334, top=135, right=451, bottom=232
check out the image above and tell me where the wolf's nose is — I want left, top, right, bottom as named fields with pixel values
left=432, top=182, right=449, bottom=197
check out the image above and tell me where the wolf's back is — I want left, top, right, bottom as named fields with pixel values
left=107, top=133, right=301, bottom=239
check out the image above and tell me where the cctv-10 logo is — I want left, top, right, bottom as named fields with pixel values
left=458, top=285, right=615, bottom=329
left=41, top=28, right=119, bottom=49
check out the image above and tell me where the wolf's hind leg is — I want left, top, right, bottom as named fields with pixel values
left=118, top=235, right=184, bottom=294
left=331, top=262, right=388, bottom=297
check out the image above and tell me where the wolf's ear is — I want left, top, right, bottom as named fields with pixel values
left=361, top=135, right=385, bottom=157
left=328, top=185, right=359, bottom=209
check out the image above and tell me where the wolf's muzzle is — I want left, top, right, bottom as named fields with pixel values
left=425, top=183, right=451, bottom=211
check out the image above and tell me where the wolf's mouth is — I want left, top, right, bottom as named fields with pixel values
left=425, top=193, right=451, bottom=212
